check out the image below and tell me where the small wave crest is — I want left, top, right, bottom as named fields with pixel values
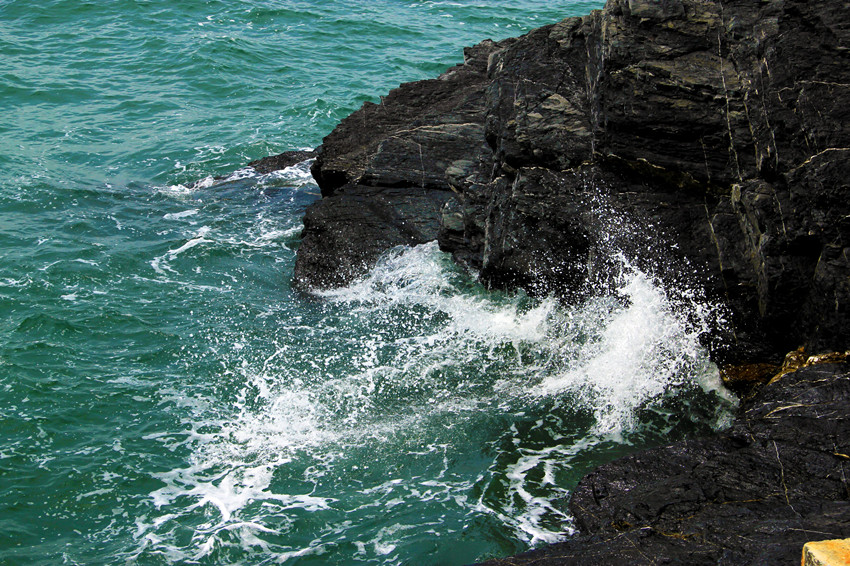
left=161, top=156, right=316, bottom=197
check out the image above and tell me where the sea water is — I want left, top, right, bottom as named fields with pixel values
left=0, top=1, right=735, bottom=564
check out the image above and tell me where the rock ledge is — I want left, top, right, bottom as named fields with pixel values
left=478, top=362, right=850, bottom=565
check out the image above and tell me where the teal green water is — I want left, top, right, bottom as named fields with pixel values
left=0, top=1, right=735, bottom=564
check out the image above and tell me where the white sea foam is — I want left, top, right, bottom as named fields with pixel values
left=136, top=241, right=734, bottom=561
left=167, top=226, right=212, bottom=257
left=502, top=446, right=574, bottom=545
left=161, top=175, right=215, bottom=197
left=317, top=242, right=555, bottom=345
left=163, top=209, right=199, bottom=220
left=260, top=158, right=316, bottom=186
left=0, top=276, right=31, bottom=288
left=216, top=214, right=303, bottom=251
left=536, top=259, right=728, bottom=434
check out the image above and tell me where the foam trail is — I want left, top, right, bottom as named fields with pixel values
left=149, top=226, right=212, bottom=275
left=167, top=226, right=212, bottom=257
left=163, top=209, right=199, bottom=220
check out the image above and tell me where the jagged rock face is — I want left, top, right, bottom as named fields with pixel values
left=297, top=0, right=850, bottom=362
left=483, top=16, right=600, bottom=172
left=294, top=40, right=504, bottom=288
left=477, top=362, right=850, bottom=566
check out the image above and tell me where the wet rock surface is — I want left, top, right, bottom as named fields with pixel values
left=246, top=149, right=316, bottom=174
left=477, top=362, right=850, bottom=565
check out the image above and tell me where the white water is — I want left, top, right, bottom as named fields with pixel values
left=130, top=240, right=735, bottom=562
left=537, top=260, right=733, bottom=434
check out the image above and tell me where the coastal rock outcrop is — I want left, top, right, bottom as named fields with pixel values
left=285, top=2, right=850, bottom=563
left=296, top=0, right=850, bottom=367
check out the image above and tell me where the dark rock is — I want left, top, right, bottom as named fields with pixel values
left=476, top=363, right=850, bottom=566
left=293, top=40, right=507, bottom=289
left=484, top=16, right=601, bottom=173
left=477, top=167, right=594, bottom=299
left=296, top=0, right=850, bottom=361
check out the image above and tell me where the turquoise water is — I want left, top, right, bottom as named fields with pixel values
left=0, top=1, right=734, bottom=564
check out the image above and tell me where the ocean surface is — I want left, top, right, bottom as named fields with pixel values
left=0, top=1, right=736, bottom=564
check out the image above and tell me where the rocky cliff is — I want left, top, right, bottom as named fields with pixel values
left=295, top=0, right=849, bottom=368
left=284, top=0, right=850, bottom=563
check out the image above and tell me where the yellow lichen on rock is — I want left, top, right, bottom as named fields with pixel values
left=803, top=539, right=850, bottom=566
left=719, top=348, right=850, bottom=394
left=770, top=349, right=850, bottom=384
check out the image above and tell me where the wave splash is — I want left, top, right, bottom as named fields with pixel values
left=133, top=241, right=735, bottom=563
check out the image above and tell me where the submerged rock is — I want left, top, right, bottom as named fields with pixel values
left=246, top=149, right=316, bottom=174
left=476, top=362, right=850, bottom=565
left=187, top=149, right=317, bottom=190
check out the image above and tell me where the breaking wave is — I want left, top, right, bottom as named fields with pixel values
left=132, top=241, right=735, bottom=563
